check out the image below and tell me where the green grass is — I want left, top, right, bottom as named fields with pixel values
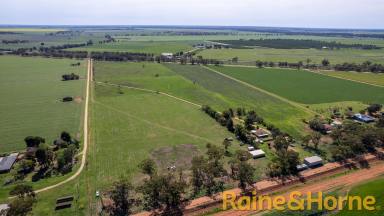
left=69, top=41, right=194, bottom=54
left=320, top=71, right=384, bottom=87
left=199, top=47, right=384, bottom=64
left=0, top=55, right=86, bottom=152
left=209, top=66, right=384, bottom=105
left=335, top=177, right=384, bottom=216
left=164, top=64, right=311, bottom=137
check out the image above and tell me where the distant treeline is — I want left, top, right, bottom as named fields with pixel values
left=0, top=32, right=22, bottom=35
left=2, top=39, right=29, bottom=44
left=215, top=39, right=380, bottom=50
left=12, top=48, right=88, bottom=59
left=121, top=31, right=235, bottom=37
left=38, top=40, right=93, bottom=52
left=91, top=52, right=154, bottom=61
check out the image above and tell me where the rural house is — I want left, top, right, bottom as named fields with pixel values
left=353, top=113, right=375, bottom=123
left=251, top=129, right=270, bottom=138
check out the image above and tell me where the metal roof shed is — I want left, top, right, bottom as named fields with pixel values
left=0, top=153, right=18, bottom=173
left=304, top=156, right=323, bottom=168
left=249, top=149, right=266, bottom=159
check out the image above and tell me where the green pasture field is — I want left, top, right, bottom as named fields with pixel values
left=320, top=71, right=384, bottom=86
left=69, top=40, right=195, bottom=54
left=209, top=66, right=384, bottom=105
left=95, top=61, right=310, bottom=137
left=199, top=47, right=384, bottom=64
left=0, top=31, right=105, bottom=50
left=0, top=55, right=86, bottom=152
left=164, top=64, right=311, bottom=137
left=336, top=177, right=384, bottom=216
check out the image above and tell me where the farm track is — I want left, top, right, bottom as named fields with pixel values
left=9, top=58, right=92, bottom=197
left=202, top=66, right=320, bottom=116
left=93, top=99, right=216, bottom=144
left=95, top=81, right=202, bottom=108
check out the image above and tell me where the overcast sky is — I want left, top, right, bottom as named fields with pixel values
left=1, top=0, right=383, bottom=29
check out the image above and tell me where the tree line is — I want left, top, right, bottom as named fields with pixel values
left=214, top=39, right=380, bottom=50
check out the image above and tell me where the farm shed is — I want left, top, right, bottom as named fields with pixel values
left=304, top=156, right=323, bottom=168
left=0, top=204, right=9, bottom=214
left=249, top=149, right=266, bottom=159
left=247, top=146, right=255, bottom=151
left=251, top=129, right=270, bottom=138
left=0, top=153, right=18, bottom=173
left=353, top=113, right=375, bottom=123
left=161, top=53, right=174, bottom=60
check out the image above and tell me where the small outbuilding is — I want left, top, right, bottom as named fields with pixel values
left=249, top=149, right=266, bottom=159
left=247, top=146, right=255, bottom=151
left=353, top=113, right=375, bottom=123
left=296, top=164, right=309, bottom=172
left=0, top=204, right=9, bottom=215
left=304, top=156, right=323, bottom=168
left=0, top=153, right=18, bottom=173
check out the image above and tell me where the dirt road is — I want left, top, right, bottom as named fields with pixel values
left=26, top=58, right=91, bottom=195
left=213, top=161, right=384, bottom=216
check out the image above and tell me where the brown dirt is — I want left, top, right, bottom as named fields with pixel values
left=151, top=144, right=200, bottom=171
left=74, top=96, right=83, bottom=103
left=213, top=161, right=384, bottom=216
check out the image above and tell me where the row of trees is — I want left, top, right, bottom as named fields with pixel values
left=1, top=39, right=29, bottom=44
left=215, top=39, right=380, bottom=50
left=107, top=143, right=257, bottom=216
left=91, top=52, right=154, bottom=61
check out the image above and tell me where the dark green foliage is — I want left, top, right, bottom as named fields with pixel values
left=62, top=73, right=79, bottom=81
left=109, top=179, right=136, bottom=216
left=138, top=158, right=157, bottom=177
left=214, top=39, right=380, bottom=50
left=24, top=136, right=45, bottom=148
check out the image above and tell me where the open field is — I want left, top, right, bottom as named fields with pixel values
left=0, top=56, right=86, bottom=152
left=164, top=64, right=311, bottom=137
left=199, top=47, right=384, bottom=64
left=69, top=40, right=195, bottom=54
left=209, top=66, right=384, bottom=105
left=320, top=70, right=384, bottom=86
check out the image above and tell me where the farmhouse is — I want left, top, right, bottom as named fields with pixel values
left=353, top=113, right=375, bottom=123
left=251, top=129, right=270, bottom=138
left=0, top=153, right=18, bottom=173
left=249, top=149, right=266, bottom=159
left=304, top=156, right=323, bottom=168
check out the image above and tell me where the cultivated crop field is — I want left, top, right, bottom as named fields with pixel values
left=210, top=66, right=384, bottom=105
left=94, top=62, right=310, bottom=137
left=320, top=70, right=384, bottom=86
left=164, top=64, right=312, bottom=137
left=69, top=40, right=195, bottom=54
left=0, top=56, right=86, bottom=152
left=199, top=47, right=384, bottom=64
